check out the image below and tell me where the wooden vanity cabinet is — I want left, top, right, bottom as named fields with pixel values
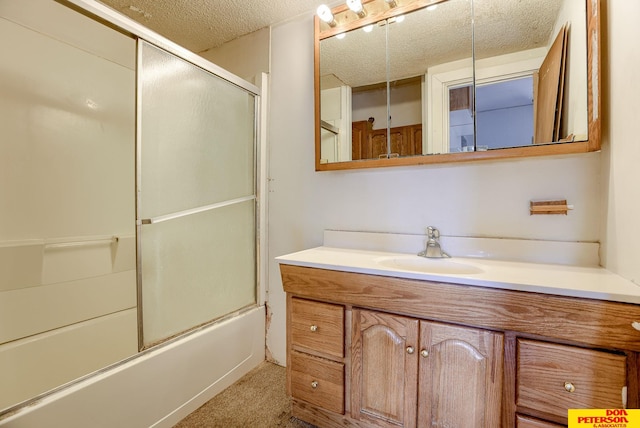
left=281, top=264, right=640, bottom=427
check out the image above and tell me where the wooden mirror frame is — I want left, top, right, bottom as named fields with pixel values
left=314, top=0, right=601, bottom=171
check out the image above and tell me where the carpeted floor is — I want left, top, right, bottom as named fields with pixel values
left=174, top=361, right=317, bottom=428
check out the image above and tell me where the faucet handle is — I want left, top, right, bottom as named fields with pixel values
left=426, top=226, right=439, bottom=239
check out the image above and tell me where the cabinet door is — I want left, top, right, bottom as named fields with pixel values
left=390, top=125, right=423, bottom=157
left=370, top=130, right=388, bottom=159
left=418, top=321, right=504, bottom=427
left=351, top=309, right=419, bottom=428
left=389, top=127, right=406, bottom=156
left=351, top=120, right=369, bottom=160
left=409, top=125, right=422, bottom=156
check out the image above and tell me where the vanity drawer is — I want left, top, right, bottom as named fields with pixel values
left=290, top=351, right=345, bottom=414
left=516, top=414, right=565, bottom=428
left=291, top=297, right=344, bottom=358
left=517, top=339, right=627, bottom=420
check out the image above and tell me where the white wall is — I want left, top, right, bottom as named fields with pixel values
left=267, top=14, right=604, bottom=365
left=199, top=27, right=270, bottom=85
left=600, top=0, right=640, bottom=285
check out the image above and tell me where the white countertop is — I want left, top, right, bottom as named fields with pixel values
left=276, top=246, right=640, bottom=305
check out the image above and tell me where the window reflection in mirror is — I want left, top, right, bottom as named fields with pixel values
left=476, top=77, right=534, bottom=150
left=449, top=84, right=474, bottom=153
left=473, top=0, right=588, bottom=149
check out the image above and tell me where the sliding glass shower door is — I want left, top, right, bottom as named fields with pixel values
left=137, top=41, right=257, bottom=347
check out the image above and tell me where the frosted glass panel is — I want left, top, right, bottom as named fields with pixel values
left=138, top=41, right=257, bottom=346
left=139, top=41, right=256, bottom=219
left=141, top=201, right=256, bottom=345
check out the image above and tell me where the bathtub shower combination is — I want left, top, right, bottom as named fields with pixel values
left=0, top=0, right=261, bottom=416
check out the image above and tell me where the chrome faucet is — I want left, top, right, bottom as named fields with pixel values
left=418, top=226, right=450, bottom=258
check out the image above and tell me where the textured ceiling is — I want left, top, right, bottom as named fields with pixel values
left=97, top=0, right=567, bottom=86
left=322, top=0, right=565, bottom=88
left=98, top=0, right=333, bottom=53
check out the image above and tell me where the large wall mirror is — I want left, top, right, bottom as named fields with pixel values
left=315, top=0, right=601, bottom=170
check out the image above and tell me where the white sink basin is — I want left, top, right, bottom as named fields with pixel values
left=375, top=255, right=484, bottom=275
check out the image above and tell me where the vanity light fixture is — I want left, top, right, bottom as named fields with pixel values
left=346, top=0, right=367, bottom=18
left=316, top=4, right=337, bottom=27
left=385, top=0, right=398, bottom=7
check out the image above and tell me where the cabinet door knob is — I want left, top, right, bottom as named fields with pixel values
left=311, top=380, right=319, bottom=389
left=406, top=346, right=415, bottom=354
left=310, top=325, right=318, bottom=332
left=564, top=382, right=576, bottom=393
left=420, top=349, right=429, bottom=358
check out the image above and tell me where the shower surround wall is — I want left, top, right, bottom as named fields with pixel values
left=0, top=0, right=137, bottom=409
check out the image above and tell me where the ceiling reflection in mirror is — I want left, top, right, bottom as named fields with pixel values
left=316, top=0, right=594, bottom=168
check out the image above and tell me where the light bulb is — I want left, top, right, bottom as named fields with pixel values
left=317, top=4, right=336, bottom=26
left=346, top=0, right=363, bottom=13
left=346, top=0, right=366, bottom=17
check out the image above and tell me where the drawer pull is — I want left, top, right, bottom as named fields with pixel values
left=420, top=349, right=429, bottom=358
left=311, top=380, right=319, bottom=389
left=564, top=382, right=576, bottom=393
left=310, top=325, right=318, bottom=332
left=406, top=346, right=415, bottom=354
